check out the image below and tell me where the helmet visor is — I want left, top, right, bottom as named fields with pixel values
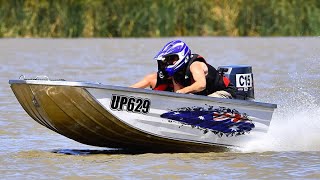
left=163, top=55, right=179, bottom=66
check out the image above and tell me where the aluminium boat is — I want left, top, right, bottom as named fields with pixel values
left=9, top=73, right=277, bottom=152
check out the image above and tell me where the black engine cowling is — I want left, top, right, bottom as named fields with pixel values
left=218, top=65, right=254, bottom=100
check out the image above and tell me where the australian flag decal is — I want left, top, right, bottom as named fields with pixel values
left=160, top=106, right=254, bottom=137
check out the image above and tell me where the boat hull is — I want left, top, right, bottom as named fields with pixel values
left=9, top=80, right=277, bottom=152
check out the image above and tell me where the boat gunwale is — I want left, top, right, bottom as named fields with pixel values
left=9, top=79, right=277, bottom=109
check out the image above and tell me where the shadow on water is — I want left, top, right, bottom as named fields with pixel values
left=52, top=147, right=232, bottom=155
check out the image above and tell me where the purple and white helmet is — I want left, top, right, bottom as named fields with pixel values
left=154, top=40, right=191, bottom=77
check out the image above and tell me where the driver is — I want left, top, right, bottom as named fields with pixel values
left=130, top=40, right=236, bottom=98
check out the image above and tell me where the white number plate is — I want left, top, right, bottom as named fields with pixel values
left=236, top=74, right=253, bottom=88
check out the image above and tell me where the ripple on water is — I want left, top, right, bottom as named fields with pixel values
left=0, top=38, right=320, bottom=179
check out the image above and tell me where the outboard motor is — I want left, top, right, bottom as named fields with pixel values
left=218, top=65, right=254, bottom=100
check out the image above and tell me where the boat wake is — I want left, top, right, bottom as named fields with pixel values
left=241, top=88, right=320, bottom=152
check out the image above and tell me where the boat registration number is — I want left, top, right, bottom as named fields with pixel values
left=236, top=73, right=253, bottom=88
left=110, top=94, right=151, bottom=114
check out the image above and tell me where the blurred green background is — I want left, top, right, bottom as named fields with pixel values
left=0, top=0, right=319, bottom=37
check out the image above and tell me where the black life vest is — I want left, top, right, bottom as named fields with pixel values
left=154, top=54, right=236, bottom=97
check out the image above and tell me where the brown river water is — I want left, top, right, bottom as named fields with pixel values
left=0, top=38, right=320, bottom=179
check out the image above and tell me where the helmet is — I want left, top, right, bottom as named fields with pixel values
left=154, top=40, right=191, bottom=77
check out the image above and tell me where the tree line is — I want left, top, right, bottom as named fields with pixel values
left=0, top=0, right=319, bottom=37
